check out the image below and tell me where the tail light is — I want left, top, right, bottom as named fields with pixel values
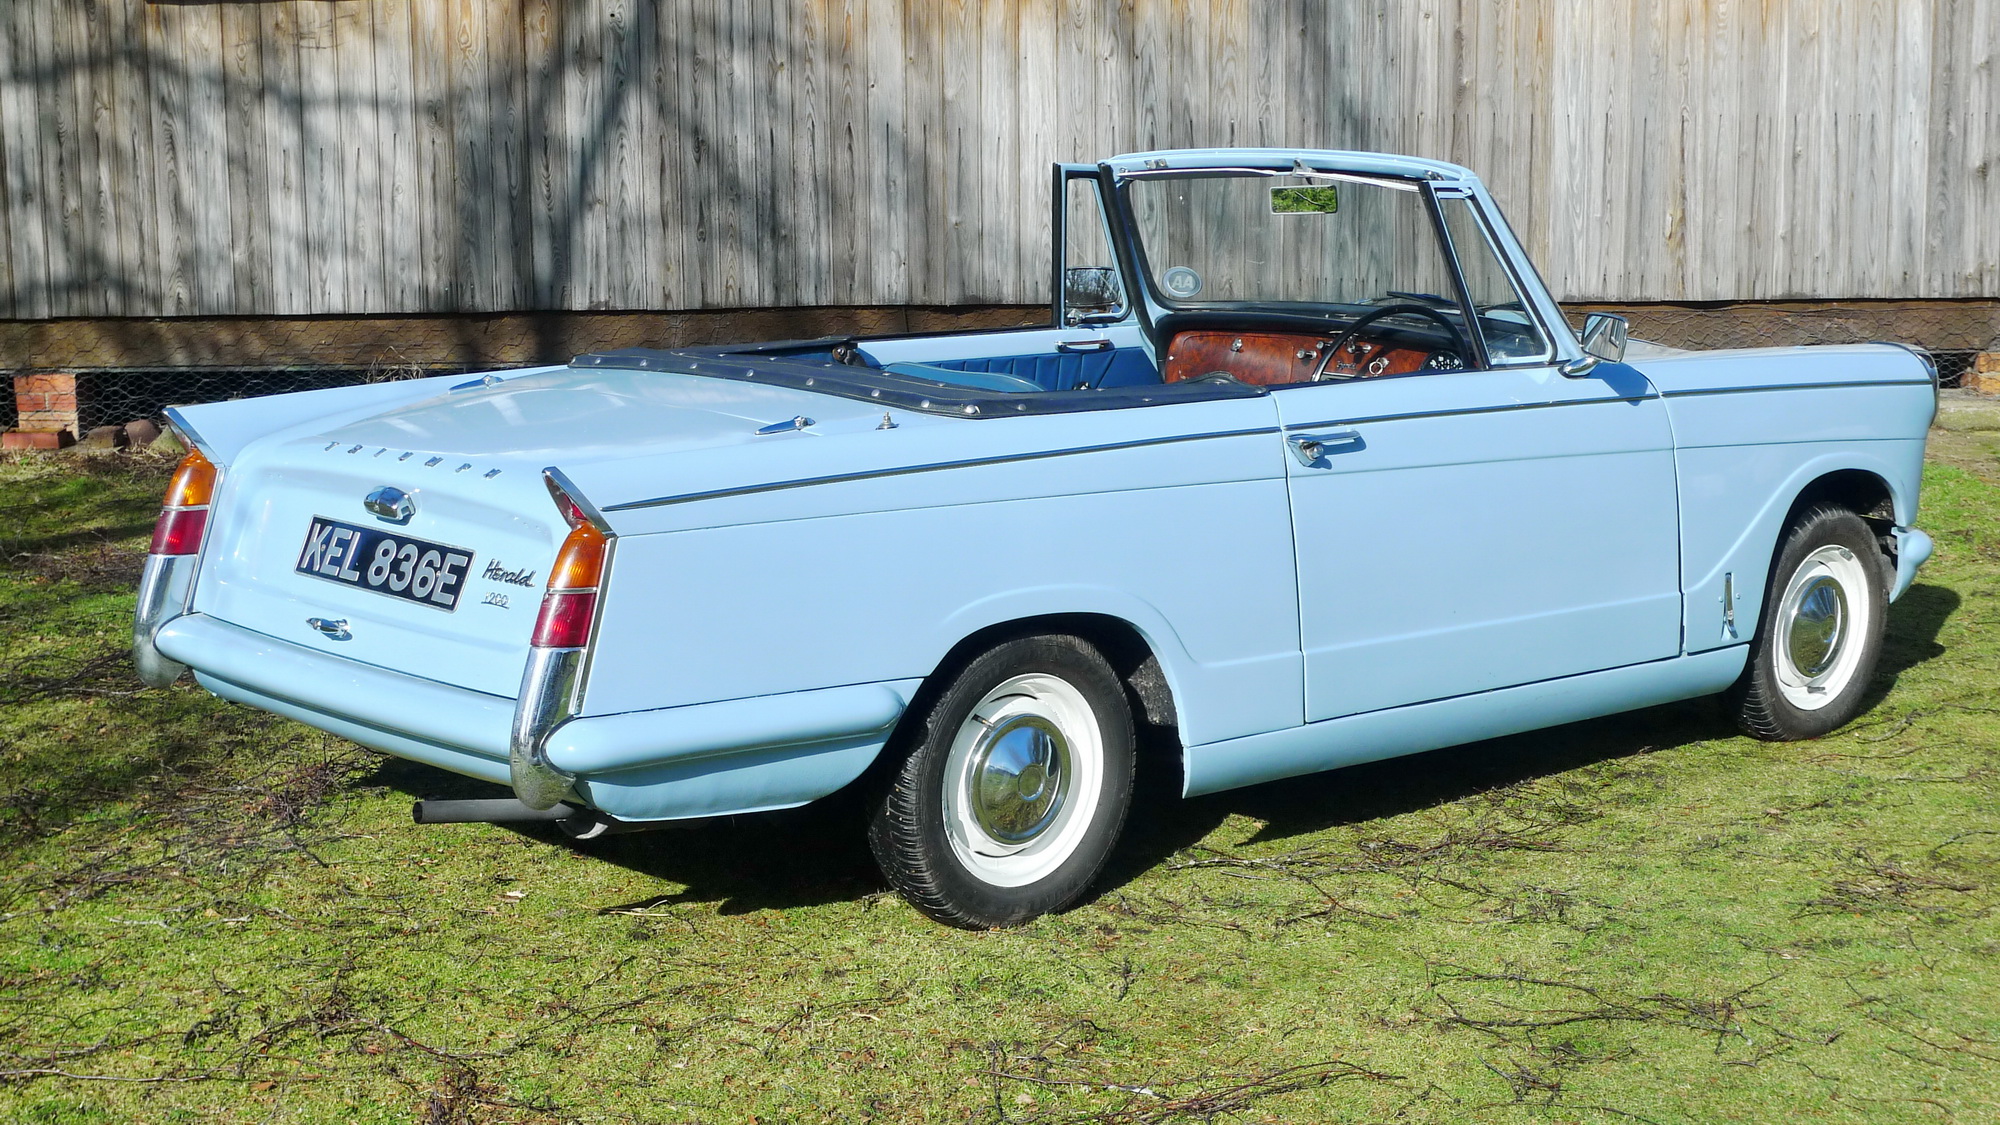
left=512, top=470, right=611, bottom=809
left=530, top=488, right=610, bottom=649
left=150, top=449, right=218, bottom=555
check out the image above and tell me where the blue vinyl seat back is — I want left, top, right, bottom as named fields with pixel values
left=881, top=362, right=1045, bottom=393
left=923, top=347, right=1158, bottom=391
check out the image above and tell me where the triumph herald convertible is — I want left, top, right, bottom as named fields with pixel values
left=134, top=148, right=1937, bottom=927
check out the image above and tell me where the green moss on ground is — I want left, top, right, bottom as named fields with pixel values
left=1, top=437, right=1995, bottom=1123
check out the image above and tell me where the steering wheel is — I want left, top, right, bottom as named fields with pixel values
left=1311, top=303, right=1473, bottom=381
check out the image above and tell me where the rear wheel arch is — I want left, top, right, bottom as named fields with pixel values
left=929, top=613, right=1177, bottom=725
left=887, top=614, right=1182, bottom=779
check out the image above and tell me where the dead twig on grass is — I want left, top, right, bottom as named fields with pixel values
left=1426, top=963, right=1797, bottom=1058
left=0, top=1067, right=219, bottom=1084
left=1798, top=850, right=1983, bottom=920
left=985, top=1057, right=1406, bottom=1124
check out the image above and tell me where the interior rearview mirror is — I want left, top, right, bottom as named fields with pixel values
left=1063, top=266, right=1123, bottom=324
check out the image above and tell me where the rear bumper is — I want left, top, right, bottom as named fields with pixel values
left=150, top=613, right=918, bottom=819
left=155, top=614, right=517, bottom=778
left=133, top=555, right=197, bottom=687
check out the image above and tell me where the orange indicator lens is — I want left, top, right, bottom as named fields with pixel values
left=547, top=522, right=607, bottom=591
left=163, top=448, right=217, bottom=508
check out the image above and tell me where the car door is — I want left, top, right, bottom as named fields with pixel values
left=1277, top=360, right=1683, bottom=722
left=1271, top=185, right=1682, bottom=723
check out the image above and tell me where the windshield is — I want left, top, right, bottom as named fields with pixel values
left=1124, top=172, right=1462, bottom=310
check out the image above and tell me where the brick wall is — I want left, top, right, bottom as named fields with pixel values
left=13, top=373, right=77, bottom=435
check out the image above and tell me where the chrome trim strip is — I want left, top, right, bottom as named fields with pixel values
left=601, top=425, right=1283, bottom=513
left=1658, top=379, right=1930, bottom=399
left=161, top=406, right=210, bottom=455
left=1282, top=393, right=1653, bottom=433
left=543, top=466, right=614, bottom=533
left=1285, top=371, right=1937, bottom=430
left=1873, top=342, right=1940, bottom=420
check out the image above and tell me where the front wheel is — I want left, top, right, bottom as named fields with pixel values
left=868, top=635, right=1135, bottom=928
left=1729, top=503, right=1889, bottom=740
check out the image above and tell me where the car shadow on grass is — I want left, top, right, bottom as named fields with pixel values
left=366, top=757, right=886, bottom=914
left=368, top=582, right=1960, bottom=918
left=1102, top=580, right=1960, bottom=886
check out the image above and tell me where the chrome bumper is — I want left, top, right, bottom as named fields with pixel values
left=132, top=555, right=196, bottom=687
left=510, top=647, right=583, bottom=810
left=1889, top=525, right=1933, bottom=602
left=152, top=612, right=916, bottom=821
left=153, top=615, right=516, bottom=765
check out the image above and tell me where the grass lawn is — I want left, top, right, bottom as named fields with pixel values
left=2, top=408, right=1997, bottom=1124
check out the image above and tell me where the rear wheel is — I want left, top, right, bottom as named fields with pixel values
left=868, top=635, right=1135, bottom=928
left=1729, top=503, right=1888, bottom=740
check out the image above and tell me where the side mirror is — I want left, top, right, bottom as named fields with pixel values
left=1581, top=313, right=1628, bottom=362
left=1561, top=313, right=1628, bottom=376
left=1063, top=266, right=1124, bottom=325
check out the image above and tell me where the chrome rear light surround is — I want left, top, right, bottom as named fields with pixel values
left=133, top=409, right=219, bottom=687
left=510, top=467, right=617, bottom=810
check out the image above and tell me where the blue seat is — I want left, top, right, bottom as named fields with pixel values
left=920, top=348, right=1158, bottom=391
left=882, top=362, right=1045, bottom=393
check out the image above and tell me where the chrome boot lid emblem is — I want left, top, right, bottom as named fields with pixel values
left=364, top=485, right=414, bottom=524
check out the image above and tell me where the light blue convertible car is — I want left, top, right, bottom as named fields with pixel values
left=134, top=149, right=1937, bottom=927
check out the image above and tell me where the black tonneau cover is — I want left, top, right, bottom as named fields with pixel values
left=568, top=346, right=1266, bottom=419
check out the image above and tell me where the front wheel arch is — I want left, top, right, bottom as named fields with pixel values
left=1778, top=468, right=1901, bottom=583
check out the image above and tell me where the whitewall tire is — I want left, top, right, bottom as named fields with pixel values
left=869, top=635, right=1135, bottom=928
left=1730, top=503, right=1889, bottom=740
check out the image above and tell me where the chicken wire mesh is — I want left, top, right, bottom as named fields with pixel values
left=5, top=363, right=490, bottom=444
left=4, top=305, right=1992, bottom=441
left=1571, top=304, right=1991, bottom=387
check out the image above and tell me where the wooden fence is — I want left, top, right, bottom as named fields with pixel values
left=0, top=0, right=1995, bottom=320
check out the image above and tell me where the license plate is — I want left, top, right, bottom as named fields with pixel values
left=295, top=517, right=476, bottom=611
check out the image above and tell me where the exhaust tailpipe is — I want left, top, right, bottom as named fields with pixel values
left=409, top=798, right=648, bottom=839
left=411, top=798, right=583, bottom=824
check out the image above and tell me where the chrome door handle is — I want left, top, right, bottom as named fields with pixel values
left=1288, top=430, right=1361, bottom=466
left=1056, top=338, right=1113, bottom=353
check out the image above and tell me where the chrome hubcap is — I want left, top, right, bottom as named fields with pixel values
left=967, top=716, right=1071, bottom=844
left=942, top=672, right=1105, bottom=888
left=1772, top=544, right=1873, bottom=711
left=1785, top=575, right=1846, bottom=678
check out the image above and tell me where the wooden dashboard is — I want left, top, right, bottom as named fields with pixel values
left=1161, top=330, right=1437, bottom=386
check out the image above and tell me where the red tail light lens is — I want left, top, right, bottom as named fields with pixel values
left=150, top=449, right=217, bottom=556
left=530, top=589, right=599, bottom=648
left=530, top=516, right=609, bottom=649
left=149, top=508, right=209, bottom=555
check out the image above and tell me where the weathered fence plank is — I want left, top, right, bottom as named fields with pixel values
left=0, top=0, right=1994, bottom=318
